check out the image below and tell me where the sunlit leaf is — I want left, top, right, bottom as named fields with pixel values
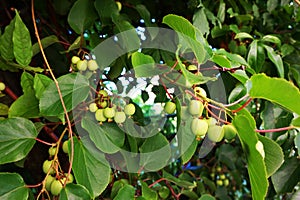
left=0, top=173, right=29, bottom=200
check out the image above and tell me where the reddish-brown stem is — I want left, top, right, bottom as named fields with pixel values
left=166, top=181, right=180, bottom=200
left=26, top=182, right=42, bottom=188
left=35, top=138, right=53, bottom=146
left=4, top=86, right=18, bottom=100
left=256, top=126, right=295, bottom=133
left=231, top=98, right=252, bottom=113
left=160, top=78, right=173, bottom=100
left=148, top=178, right=166, bottom=188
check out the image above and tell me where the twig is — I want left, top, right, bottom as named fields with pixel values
left=256, top=126, right=295, bottom=133
left=31, top=0, right=74, bottom=188
left=294, top=0, right=300, bottom=6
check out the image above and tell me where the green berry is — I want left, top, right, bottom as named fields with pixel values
left=216, top=166, right=222, bottom=172
left=87, top=60, right=99, bottom=71
left=158, top=186, right=170, bottom=199
left=164, top=101, right=176, bottom=114
left=180, top=106, right=190, bottom=121
left=187, top=64, right=197, bottom=71
left=98, top=90, right=108, bottom=98
left=89, top=103, right=98, bottom=112
left=42, top=160, right=55, bottom=174
left=207, top=125, right=224, bottom=143
left=219, top=174, right=226, bottom=180
left=114, top=111, right=126, bottom=123
left=191, top=118, right=208, bottom=136
left=223, top=124, right=237, bottom=141
left=116, top=1, right=122, bottom=11
left=64, top=173, right=74, bottom=184
left=188, top=100, right=204, bottom=116
left=99, top=100, right=108, bottom=109
left=45, top=175, right=55, bottom=191
left=71, top=56, right=80, bottom=64
left=0, top=82, right=5, bottom=91
left=104, top=107, right=116, bottom=119
left=50, top=180, right=63, bottom=196
left=95, top=109, right=107, bottom=122
left=48, top=146, right=56, bottom=156
left=216, top=180, right=223, bottom=186
left=77, top=60, right=88, bottom=71
left=124, top=103, right=135, bottom=116
left=62, top=140, right=69, bottom=154
left=223, top=179, right=229, bottom=186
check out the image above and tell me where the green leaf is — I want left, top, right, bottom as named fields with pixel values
left=0, top=17, right=16, bottom=61
left=0, top=103, right=9, bottom=116
left=13, top=11, right=32, bottom=66
left=292, top=117, right=300, bottom=127
left=163, top=170, right=196, bottom=189
left=67, top=0, right=98, bottom=34
left=72, top=137, right=110, bottom=198
left=163, top=14, right=206, bottom=64
left=261, top=35, right=281, bottom=47
left=94, top=0, right=119, bottom=25
left=198, top=194, right=216, bottom=200
left=40, top=73, right=89, bottom=117
left=33, top=74, right=53, bottom=100
left=0, top=173, right=29, bottom=200
left=249, top=74, right=300, bottom=115
left=295, top=132, right=300, bottom=155
left=135, top=5, right=153, bottom=28
left=211, top=54, right=231, bottom=68
left=233, top=114, right=268, bottom=200
left=60, top=183, right=91, bottom=200
left=32, top=35, right=59, bottom=57
left=81, top=117, right=124, bottom=154
left=257, top=134, right=284, bottom=177
left=141, top=182, right=158, bottom=200
left=63, top=36, right=82, bottom=53
left=193, top=8, right=210, bottom=37
left=263, top=45, right=284, bottom=78
left=234, top=32, right=253, bottom=40
left=0, top=117, right=38, bottom=164
left=113, top=184, right=135, bottom=200
left=247, top=40, right=265, bottom=73
left=139, top=133, right=171, bottom=171
left=271, top=157, right=300, bottom=193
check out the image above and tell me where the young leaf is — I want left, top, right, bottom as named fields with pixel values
left=199, top=194, right=216, bottom=200
left=0, top=117, right=38, bottom=164
left=139, top=133, right=171, bottom=171
left=32, top=35, right=59, bottom=57
left=261, top=35, right=281, bottom=47
left=67, top=0, right=98, bottom=34
left=113, top=184, right=135, bottom=200
left=81, top=117, right=124, bottom=154
left=233, top=114, right=268, bottom=200
left=234, top=32, right=253, bottom=40
left=257, top=134, right=284, bottom=177
left=60, top=183, right=91, bottom=200
left=211, top=54, right=231, bottom=68
left=0, top=17, right=16, bottom=61
left=263, top=45, right=284, bottom=78
left=33, top=74, right=53, bottom=100
left=193, top=8, right=210, bottom=37
left=72, top=137, right=111, bottom=198
left=0, top=173, right=29, bottom=200
left=94, top=0, right=119, bottom=25
left=249, top=74, right=300, bottom=115
left=247, top=40, right=265, bottom=73
left=13, top=11, right=32, bottom=66
left=0, top=103, right=9, bottom=116
left=40, top=73, right=89, bottom=117
left=141, top=181, right=158, bottom=200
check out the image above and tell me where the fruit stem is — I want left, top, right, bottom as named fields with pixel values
left=231, top=98, right=252, bottom=113
left=35, top=138, right=53, bottom=146
left=148, top=178, right=167, bottom=188
left=205, top=105, right=230, bottom=124
left=256, top=126, right=294, bottom=133
left=160, top=78, right=173, bottom=100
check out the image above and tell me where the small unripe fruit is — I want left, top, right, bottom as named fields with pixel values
left=95, top=109, right=107, bottom=122
left=99, top=100, right=108, bottom=109
left=187, top=64, right=197, bottom=71
left=216, top=180, right=223, bottom=186
left=48, top=146, right=56, bottom=156
left=124, top=103, right=135, bottom=116
left=77, top=60, right=88, bottom=71
left=207, top=125, right=224, bottom=142
left=194, top=87, right=207, bottom=98
left=256, top=141, right=265, bottom=159
left=210, top=173, right=215, bottom=178
left=205, top=117, right=218, bottom=126
left=191, top=118, right=208, bottom=136
left=114, top=111, right=126, bottom=123
left=87, top=60, right=99, bottom=71
left=89, top=103, right=98, bottom=112
left=42, top=160, right=55, bottom=174
left=62, top=140, right=69, bottom=154
left=216, top=166, right=222, bottom=172
left=50, top=180, right=63, bottom=196
left=98, top=90, right=108, bottom=98
left=104, top=107, right=116, bottom=119
left=71, top=56, right=80, bottom=64
left=64, top=173, right=74, bottom=184
left=116, top=1, right=122, bottom=11
left=223, top=179, right=229, bottom=186
left=0, top=82, right=5, bottom=91
left=164, top=102, right=176, bottom=114
left=45, top=175, right=55, bottom=191
left=219, top=174, right=226, bottom=180
left=158, top=186, right=170, bottom=199
left=222, top=124, right=237, bottom=141
left=188, top=100, right=204, bottom=116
